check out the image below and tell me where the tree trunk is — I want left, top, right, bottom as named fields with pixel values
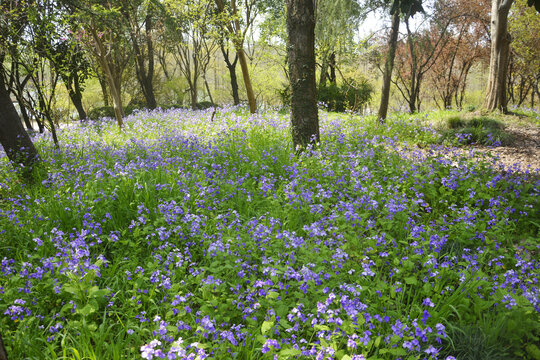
left=190, top=77, right=198, bottom=110
left=378, top=7, right=400, bottom=122
left=483, top=0, right=514, bottom=113
left=204, top=75, right=214, bottom=105
left=329, top=51, right=336, bottom=84
left=109, top=76, right=124, bottom=127
left=66, top=79, right=87, bottom=120
left=17, top=97, right=33, bottom=130
left=0, top=75, right=39, bottom=176
left=319, top=54, right=329, bottom=86
left=98, top=75, right=109, bottom=107
left=0, top=332, right=8, bottom=360
left=236, top=47, right=257, bottom=113
left=287, top=0, right=319, bottom=149
left=130, top=12, right=157, bottom=110
left=221, top=44, right=240, bottom=105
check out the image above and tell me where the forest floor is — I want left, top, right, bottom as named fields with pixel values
left=481, top=122, right=540, bottom=171
left=405, top=111, right=540, bottom=174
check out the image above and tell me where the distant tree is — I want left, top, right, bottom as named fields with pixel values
left=220, top=40, right=240, bottom=105
left=121, top=0, right=159, bottom=109
left=214, top=0, right=258, bottom=113
left=392, top=1, right=464, bottom=113
left=426, top=0, right=490, bottom=109
left=164, top=0, right=217, bottom=109
left=315, top=0, right=362, bottom=87
left=377, top=0, right=423, bottom=122
left=287, top=0, right=319, bottom=149
left=71, top=1, right=132, bottom=128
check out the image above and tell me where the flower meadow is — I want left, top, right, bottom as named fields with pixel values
left=0, top=107, right=539, bottom=360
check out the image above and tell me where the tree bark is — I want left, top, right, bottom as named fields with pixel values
left=378, top=7, right=400, bottom=122
left=329, top=51, right=336, bottom=84
left=287, top=0, right=319, bottom=149
left=129, top=10, right=157, bottom=110
left=0, top=332, right=8, bottom=360
left=236, top=47, right=256, bottom=113
left=97, top=74, right=109, bottom=106
left=0, top=74, right=39, bottom=176
left=65, top=78, right=87, bottom=120
left=221, top=44, right=240, bottom=105
left=190, top=77, right=198, bottom=110
left=483, top=0, right=514, bottom=113
left=90, top=28, right=124, bottom=128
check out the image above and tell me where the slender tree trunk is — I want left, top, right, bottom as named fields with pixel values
left=0, top=75, right=39, bottom=176
left=329, top=51, right=336, bottom=84
left=130, top=12, right=157, bottom=110
left=15, top=95, right=33, bottom=130
left=221, top=44, right=240, bottom=105
left=203, top=75, right=214, bottom=105
left=0, top=332, right=8, bottom=360
left=98, top=75, right=109, bottom=107
left=66, top=81, right=87, bottom=120
left=236, top=47, right=256, bottom=113
left=378, top=7, right=400, bottom=122
left=109, top=76, right=124, bottom=127
left=287, top=0, right=319, bottom=149
left=190, top=77, right=198, bottom=110
left=483, top=0, right=514, bottom=113
left=90, top=29, right=124, bottom=127
left=319, top=54, right=329, bottom=86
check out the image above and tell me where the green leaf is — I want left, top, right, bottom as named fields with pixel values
left=405, top=276, right=418, bottom=285
left=78, top=303, right=97, bottom=316
left=279, top=348, right=300, bottom=357
left=261, top=320, right=274, bottom=335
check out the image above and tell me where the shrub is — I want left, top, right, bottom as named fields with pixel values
left=318, top=77, right=374, bottom=113
left=196, top=101, right=217, bottom=110
left=87, top=106, right=115, bottom=120
left=440, top=116, right=511, bottom=146
left=125, top=98, right=147, bottom=115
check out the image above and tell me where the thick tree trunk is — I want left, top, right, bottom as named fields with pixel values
left=0, top=332, right=8, bottom=360
left=287, top=0, right=319, bottom=149
left=221, top=44, right=240, bottom=105
left=483, top=0, right=514, bottom=113
left=0, top=75, right=39, bottom=175
left=378, top=8, right=400, bottom=122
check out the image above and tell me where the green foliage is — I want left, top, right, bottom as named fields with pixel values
left=318, top=78, right=374, bottom=112
left=87, top=106, right=115, bottom=120
left=440, top=116, right=511, bottom=146
left=125, top=98, right=147, bottom=115
left=441, top=307, right=540, bottom=360
left=196, top=101, right=217, bottom=110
